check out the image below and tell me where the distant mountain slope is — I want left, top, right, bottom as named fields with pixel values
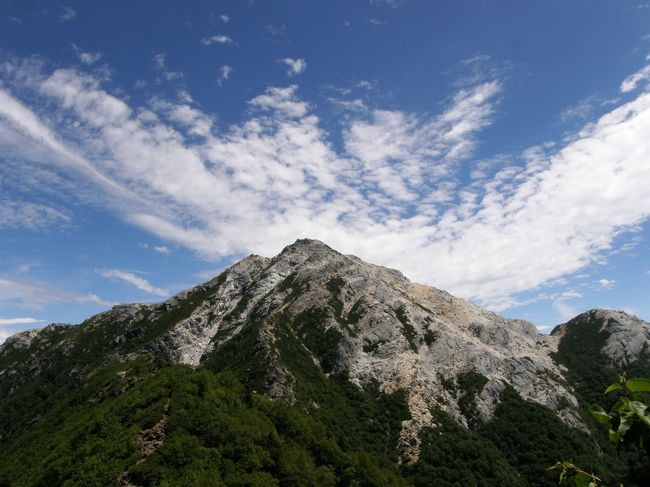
left=551, top=309, right=650, bottom=406
left=1, top=239, right=649, bottom=486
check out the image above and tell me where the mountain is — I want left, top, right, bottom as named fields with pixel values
left=1, top=239, right=649, bottom=486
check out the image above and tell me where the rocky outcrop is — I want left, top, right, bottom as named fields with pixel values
left=0, top=323, right=74, bottom=390
left=0, top=323, right=72, bottom=356
left=134, top=239, right=584, bottom=461
left=552, top=309, right=650, bottom=368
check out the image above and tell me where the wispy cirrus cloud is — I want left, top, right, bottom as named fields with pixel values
left=201, top=35, right=233, bottom=46
left=0, top=199, right=71, bottom=231
left=369, top=0, right=403, bottom=7
left=0, top=317, right=43, bottom=325
left=138, top=243, right=172, bottom=255
left=344, top=81, right=501, bottom=204
left=58, top=6, right=76, bottom=22
left=0, top=277, right=110, bottom=309
left=1, top=57, right=650, bottom=312
left=96, top=269, right=168, bottom=296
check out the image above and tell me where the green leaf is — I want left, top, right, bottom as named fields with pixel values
left=591, top=406, right=611, bottom=427
left=574, top=472, right=592, bottom=487
left=617, top=417, right=632, bottom=438
left=604, top=383, right=622, bottom=394
left=630, top=401, right=650, bottom=428
left=612, top=395, right=630, bottom=414
left=626, top=378, right=650, bottom=393
left=608, top=429, right=619, bottom=443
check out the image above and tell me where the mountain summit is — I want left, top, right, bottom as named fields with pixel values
left=2, top=239, right=650, bottom=485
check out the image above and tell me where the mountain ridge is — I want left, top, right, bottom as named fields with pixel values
left=2, top=238, right=650, bottom=485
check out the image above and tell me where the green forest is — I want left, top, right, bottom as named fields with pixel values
left=1, top=350, right=648, bottom=486
left=1, top=292, right=649, bottom=486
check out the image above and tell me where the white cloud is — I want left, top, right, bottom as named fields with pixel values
left=328, top=97, right=367, bottom=112
left=280, top=58, right=307, bottom=77
left=220, top=14, right=229, bottom=23
left=265, top=24, right=287, bottom=40
left=2, top=58, right=650, bottom=312
left=0, top=317, right=43, bottom=325
left=558, top=290, right=582, bottom=300
left=597, top=278, right=615, bottom=289
left=559, top=95, right=600, bottom=124
left=344, top=81, right=501, bottom=203
left=357, top=80, right=376, bottom=90
left=369, top=0, right=402, bottom=7
left=201, top=35, right=233, bottom=46
left=0, top=199, right=71, bottom=231
left=97, top=269, right=168, bottom=296
left=150, top=97, right=214, bottom=137
left=218, top=65, right=233, bottom=87
left=451, top=54, right=512, bottom=88
left=153, top=53, right=183, bottom=81
left=59, top=6, right=76, bottom=22
left=620, top=63, right=650, bottom=92
left=71, top=43, right=101, bottom=65
left=248, top=85, right=310, bottom=117
left=78, top=51, right=101, bottom=65
left=139, top=243, right=171, bottom=254
left=0, top=277, right=110, bottom=309
left=177, top=89, right=193, bottom=103
left=154, top=53, right=165, bottom=69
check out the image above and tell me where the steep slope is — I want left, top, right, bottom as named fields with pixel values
left=551, top=309, right=650, bottom=407
left=151, top=239, right=582, bottom=462
left=551, top=309, right=650, bottom=368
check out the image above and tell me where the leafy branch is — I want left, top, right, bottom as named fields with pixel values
left=551, top=373, right=650, bottom=486
left=592, top=374, right=650, bottom=451
left=547, top=461, right=601, bottom=487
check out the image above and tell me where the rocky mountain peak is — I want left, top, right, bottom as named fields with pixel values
left=552, top=308, right=650, bottom=367
left=2, top=241, right=650, bottom=484
left=134, top=238, right=586, bottom=462
left=279, top=238, right=340, bottom=256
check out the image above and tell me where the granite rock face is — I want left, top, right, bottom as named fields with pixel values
left=143, top=239, right=583, bottom=461
left=552, top=308, right=650, bottom=368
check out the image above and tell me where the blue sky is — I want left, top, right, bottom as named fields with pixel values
left=2, top=0, right=650, bottom=341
